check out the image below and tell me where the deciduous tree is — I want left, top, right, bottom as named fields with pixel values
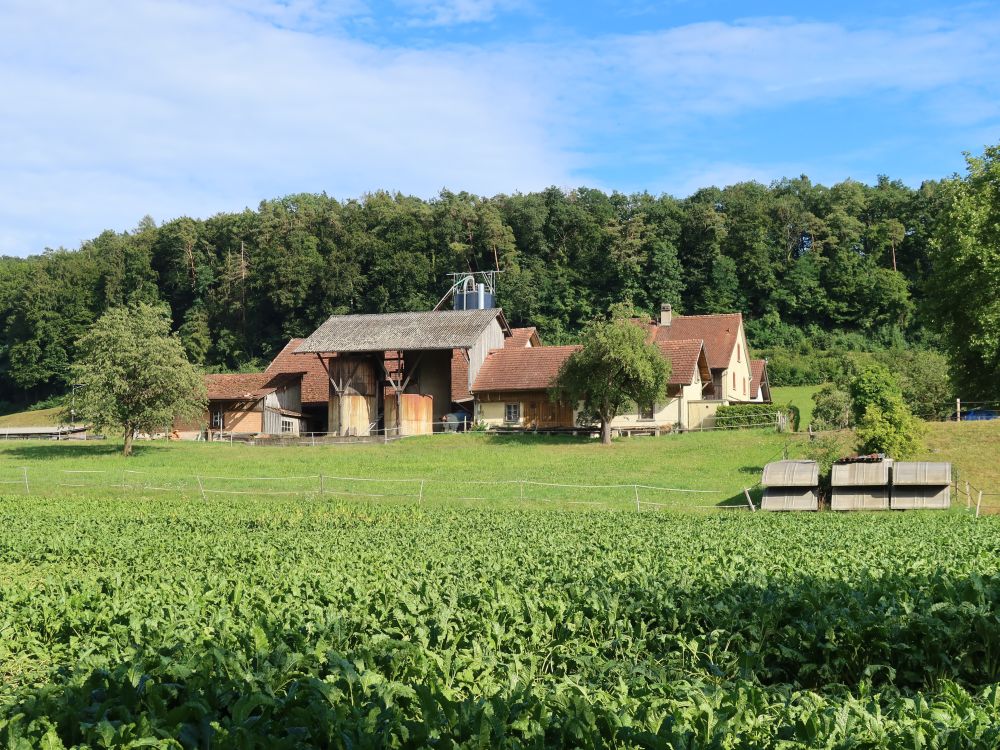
left=66, top=303, right=206, bottom=456
left=553, top=307, right=669, bottom=444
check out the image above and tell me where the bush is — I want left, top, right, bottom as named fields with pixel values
left=849, top=363, right=924, bottom=457
left=714, top=403, right=787, bottom=429
left=812, top=385, right=852, bottom=431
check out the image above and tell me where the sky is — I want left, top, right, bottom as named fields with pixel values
left=1, top=0, right=999, bottom=257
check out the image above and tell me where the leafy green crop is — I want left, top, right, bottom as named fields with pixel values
left=0, top=495, right=998, bottom=747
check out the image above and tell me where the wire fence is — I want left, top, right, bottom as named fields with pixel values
left=0, top=465, right=752, bottom=513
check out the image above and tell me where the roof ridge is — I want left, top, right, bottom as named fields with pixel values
left=672, top=312, right=742, bottom=320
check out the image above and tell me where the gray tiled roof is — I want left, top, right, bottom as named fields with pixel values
left=296, top=309, right=504, bottom=353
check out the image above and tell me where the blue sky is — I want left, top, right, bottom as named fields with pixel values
left=2, top=0, right=999, bottom=256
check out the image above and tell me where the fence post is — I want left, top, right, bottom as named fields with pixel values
left=976, top=490, right=983, bottom=518
left=319, top=474, right=325, bottom=495
left=956, top=398, right=961, bottom=422
left=966, top=481, right=971, bottom=508
left=197, top=475, right=206, bottom=501
left=122, top=470, right=127, bottom=497
left=743, top=487, right=756, bottom=512
left=21, top=467, right=29, bottom=495
left=634, top=484, right=640, bottom=512
left=418, top=479, right=424, bottom=504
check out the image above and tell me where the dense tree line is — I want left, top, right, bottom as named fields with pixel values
left=0, top=164, right=990, bottom=409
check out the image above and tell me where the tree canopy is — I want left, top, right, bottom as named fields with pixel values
left=66, top=303, right=207, bottom=455
left=553, top=308, right=669, bottom=444
left=1, top=148, right=996, bottom=410
left=929, top=146, right=1000, bottom=398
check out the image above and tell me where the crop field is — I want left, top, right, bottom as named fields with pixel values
left=0, top=426, right=998, bottom=746
left=0, top=494, right=999, bottom=747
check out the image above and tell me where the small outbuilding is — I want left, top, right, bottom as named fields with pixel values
left=891, top=462, right=952, bottom=509
left=831, top=460, right=891, bottom=511
left=760, top=460, right=819, bottom=511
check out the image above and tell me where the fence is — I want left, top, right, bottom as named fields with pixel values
left=0, top=465, right=751, bottom=512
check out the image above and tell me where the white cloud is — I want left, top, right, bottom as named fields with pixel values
left=1, top=2, right=998, bottom=255
left=583, top=14, right=1000, bottom=122
left=0, top=0, right=573, bottom=255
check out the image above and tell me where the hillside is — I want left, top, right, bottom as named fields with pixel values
left=0, top=407, right=62, bottom=428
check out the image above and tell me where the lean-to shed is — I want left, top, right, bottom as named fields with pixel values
left=891, top=462, right=952, bottom=509
left=760, top=460, right=819, bottom=511
left=831, top=460, right=891, bottom=511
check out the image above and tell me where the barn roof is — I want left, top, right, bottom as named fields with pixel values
left=297, top=308, right=507, bottom=353
left=205, top=372, right=301, bottom=401
left=471, top=345, right=580, bottom=393
left=265, top=338, right=329, bottom=405
left=656, top=313, right=743, bottom=370
left=656, top=338, right=710, bottom=386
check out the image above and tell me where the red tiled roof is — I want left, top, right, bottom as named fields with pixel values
left=750, top=359, right=768, bottom=399
left=205, top=373, right=272, bottom=401
left=657, top=339, right=709, bottom=386
left=506, top=327, right=539, bottom=348
left=471, top=345, right=580, bottom=393
left=656, top=313, right=742, bottom=370
left=264, top=338, right=329, bottom=404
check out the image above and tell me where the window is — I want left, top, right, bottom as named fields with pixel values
left=737, top=343, right=741, bottom=362
left=639, top=403, right=654, bottom=420
left=211, top=409, right=224, bottom=429
left=281, top=418, right=295, bottom=434
left=732, top=371, right=736, bottom=390
left=504, top=403, right=521, bottom=423
left=743, top=378, right=747, bottom=396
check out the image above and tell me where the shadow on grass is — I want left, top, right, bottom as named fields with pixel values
left=0, top=442, right=151, bottom=460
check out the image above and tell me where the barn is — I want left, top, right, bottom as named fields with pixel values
left=295, top=308, right=511, bottom=436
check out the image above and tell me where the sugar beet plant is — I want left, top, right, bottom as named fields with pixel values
left=0, top=495, right=999, bottom=748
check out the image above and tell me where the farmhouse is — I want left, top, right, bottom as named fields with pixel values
left=181, top=299, right=768, bottom=437
left=470, top=304, right=767, bottom=431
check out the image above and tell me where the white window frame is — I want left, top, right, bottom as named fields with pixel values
left=638, top=403, right=655, bottom=421
left=281, top=418, right=295, bottom=434
left=504, top=403, right=521, bottom=424
left=211, top=409, right=224, bottom=429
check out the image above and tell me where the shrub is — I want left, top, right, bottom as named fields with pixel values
left=848, top=363, right=924, bottom=457
left=714, top=403, right=787, bottom=429
left=811, top=385, right=852, bottom=431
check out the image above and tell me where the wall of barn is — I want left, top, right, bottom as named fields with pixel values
left=467, top=319, right=506, bottom=393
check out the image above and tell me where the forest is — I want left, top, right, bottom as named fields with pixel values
left=1, top=144, right=998, bottom=410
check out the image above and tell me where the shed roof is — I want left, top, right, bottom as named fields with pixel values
left=762, top=460, right=819, bottom=487
left=265, top=338, right=329, bottom=404
left=656, top=338, right=711, bottom=385
left=656, top=313, right=743, bottom=370
left=471, top=345, right=580, bottom=393
left=831, top=461, right=891, bottom=487
left=297, top=308, right=507, bottom=353
left=893, top=462, right=952, bottom=486
left=205, top=372, right=301, bottom=401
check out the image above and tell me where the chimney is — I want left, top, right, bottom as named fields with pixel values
left=659, top=303, right=672, bottom=327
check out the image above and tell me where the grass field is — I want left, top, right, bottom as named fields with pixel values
left=0, top=406, right=62, bottom=428
left=0, top=430, right=798, bottom=510
left=771, top=384, right=823, bottom=429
